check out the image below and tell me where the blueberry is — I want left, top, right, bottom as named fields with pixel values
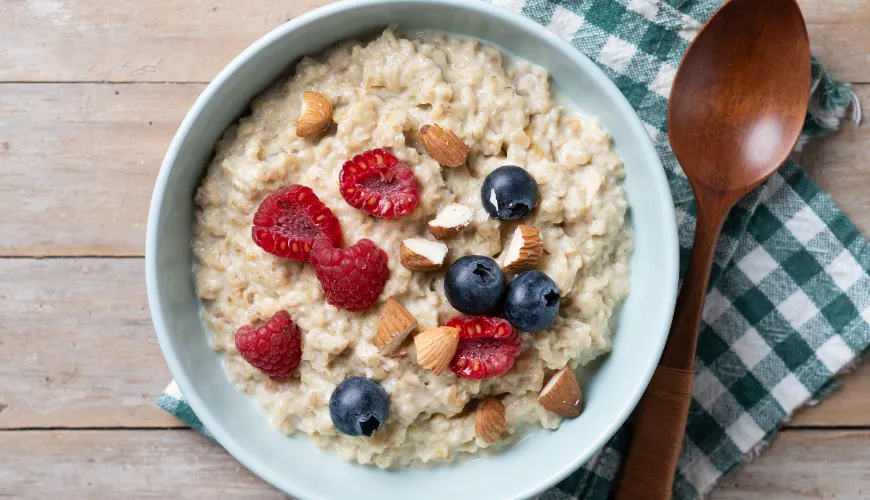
left=444, top=255, right=507, bottom=315
left=504, top=271, right=560, bottom=332
left=481, top=165, right=538, bottom=220
left=329, top=376, right=389, bottom=437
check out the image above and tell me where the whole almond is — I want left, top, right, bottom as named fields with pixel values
left=414, top=326, right=459, bottom=375
left=296, top=91, right=333, bottom=137
left=503, top=225, right=543, bottom=272
left=538, top=367, right=582, bottom=418
left=400, top=238, right=448, bottom=271
left=475, top=398, right=506, bottom=443
left=420, top=124, right=469, bottom=167
left=375, top=297, right=418, bottom=355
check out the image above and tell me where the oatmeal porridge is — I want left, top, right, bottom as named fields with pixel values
left=192, top=29, right=632, bottom=468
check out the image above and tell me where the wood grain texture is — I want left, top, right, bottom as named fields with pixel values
left=0, top=429, right=867, bottom=499
left=0, top=0, right=332, bottom=82
left=0, top=83, right=202, bottom=256
left=1, top=0, right=868, bottom=83
left=0, top=430, right=286, bottom=499
left=0, top=258, right=183, bottom=428
left=789, top=361, right=870, bottom=427
left=710, top=430, right=870, bottom=499
left=798, top=0, right=870, bottom=83
left=799, top=85, right=870, bottom=237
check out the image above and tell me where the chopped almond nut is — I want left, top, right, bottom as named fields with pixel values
left=502, top=225, right=543, bottom=272
left=400, top=238, right=448, bottom=271
left=428, top=203, right=473, bottom=240
left=475, top=398, right=506, bottom=443
left=414, top=326, right=459, bottom=375
left=375, top=298, right=418, bottom=355
left=538, top=367, right=582, bottom=418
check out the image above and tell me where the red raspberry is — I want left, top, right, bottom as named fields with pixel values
left=234, top=311, right=302, bottom=380
left=309, top=238, right=389, bottom=311
left=445, top=316, right=522, bottom=379
left=339, top=148, right=419, bottom=218
left=252, top=184, right=342, bottom=261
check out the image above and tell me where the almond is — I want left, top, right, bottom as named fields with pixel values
left=475, top=398, right=506, bottom=443
left=538, top=367, right=582, bottom=418
left=420, top=124, right=469, bottom=167
left=296, top=91, right=333, bottom=137
left=414, top=326, right=459, bottom=375
left=428, top=203, right=473, bottom=240
left=502, top=225, right=543, bottom=272
left=375, top=297, right=418, bottom=355
left=400, top=238, right=448, bottom=271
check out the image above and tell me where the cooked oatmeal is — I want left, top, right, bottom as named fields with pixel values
left=192, top=29, right=632, bottom=468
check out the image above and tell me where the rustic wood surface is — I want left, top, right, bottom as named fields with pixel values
left=1, top=0, right=867, bottom=498
left=0, top=430, right=868, bottom=499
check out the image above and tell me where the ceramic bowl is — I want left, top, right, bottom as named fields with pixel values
left=146, top=1, right=679, bottom=498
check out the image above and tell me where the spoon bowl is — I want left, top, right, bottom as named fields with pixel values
left=669, top=0, right=811, bottom=192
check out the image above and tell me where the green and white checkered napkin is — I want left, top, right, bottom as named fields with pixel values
left=159, top=0, right=867, bottom=497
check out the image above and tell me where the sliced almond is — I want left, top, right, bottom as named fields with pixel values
left=400, top=238, right=448, bottom=271
left=475, top=398, right=506, bottom=443
left=428, top=203, right=473, bottom=240
left=420, top=124, right=469, bottom=167
left=375, top=297, right=418, bottom=355
left=414, top=326, right=459, bottom=375
left=538, top=367, right=582, bottom=418
left=296, top=91, right=333, bottom=137
left=502, top=225, right=543, bottom=272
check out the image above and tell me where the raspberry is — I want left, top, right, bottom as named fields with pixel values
left=445, top=316, right=522, bottom=379
left=339, top=148, right=419, bottom=218
left=252, top=184, right=342, bottom=261
left=310, top=238, right=389, bottom=311
left=234, top=311, right=302, bottom=380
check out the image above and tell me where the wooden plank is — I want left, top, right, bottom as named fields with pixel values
left=0, top=83, right=202, bottom=257
left=799, top=85, right=870, bottom=237
left=788, top=361, right=870, bottom=427
left=0, top=430, right=285, bottom=499
left=0, top=0, right=332, bottom=82
left=710, top=430, right=870, bottom=499
left=0, top=258, right=183, bottom=428
left=0, top=429, right=866, bottom=498
left=798, top=0, right=870, bottom=83
left=1, top=0, right=868, bottom=83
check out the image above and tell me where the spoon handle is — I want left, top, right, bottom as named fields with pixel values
left=614, top=366, right=695, bottom=500
left=615, top=191, right=732, bottom=500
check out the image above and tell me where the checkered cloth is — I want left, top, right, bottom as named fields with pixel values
left=158, top=0, right=866, bottom=498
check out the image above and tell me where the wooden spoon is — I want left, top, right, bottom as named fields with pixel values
left=615, top=0, right=811, bottom=498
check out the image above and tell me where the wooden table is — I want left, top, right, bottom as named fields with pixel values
left=1, top=0, right=867, bottom=497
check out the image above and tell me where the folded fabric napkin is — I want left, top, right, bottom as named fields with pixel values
left=159, top=0, right=866, bottom=498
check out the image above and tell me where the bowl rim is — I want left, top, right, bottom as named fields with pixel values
left=146, top=0, right=679, bottom=498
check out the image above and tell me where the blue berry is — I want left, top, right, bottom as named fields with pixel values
left=329, top=376, right=389, bottom=437
left=480, top=165, right=538, bottom=220
left=504, top=271, right=560, bottom=332
left=444, top=255, right=507, bottom=315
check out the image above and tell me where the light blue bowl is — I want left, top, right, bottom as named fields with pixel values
left=146, top=1, right=679, bottom=498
